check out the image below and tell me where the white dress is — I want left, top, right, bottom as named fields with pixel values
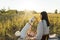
left=36, top=20, right=49, bottom=40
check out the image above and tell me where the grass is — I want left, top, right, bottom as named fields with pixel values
left=0, top=11, right=60, bottom=40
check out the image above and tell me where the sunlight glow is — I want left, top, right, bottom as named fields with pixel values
left=0, top=0, right=60, bottom=12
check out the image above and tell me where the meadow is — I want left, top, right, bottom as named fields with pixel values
left=0, top=10, right=60, bottom=40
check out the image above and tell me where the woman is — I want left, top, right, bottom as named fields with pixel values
left=35, top=11, right=50, bottom=40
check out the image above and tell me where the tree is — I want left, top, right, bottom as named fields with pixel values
left=1, top=8, right=6, bottom=13
left=55, top=9, right=58, bottom=14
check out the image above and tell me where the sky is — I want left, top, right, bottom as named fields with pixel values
left=0, top=0, right=60, bottom=12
